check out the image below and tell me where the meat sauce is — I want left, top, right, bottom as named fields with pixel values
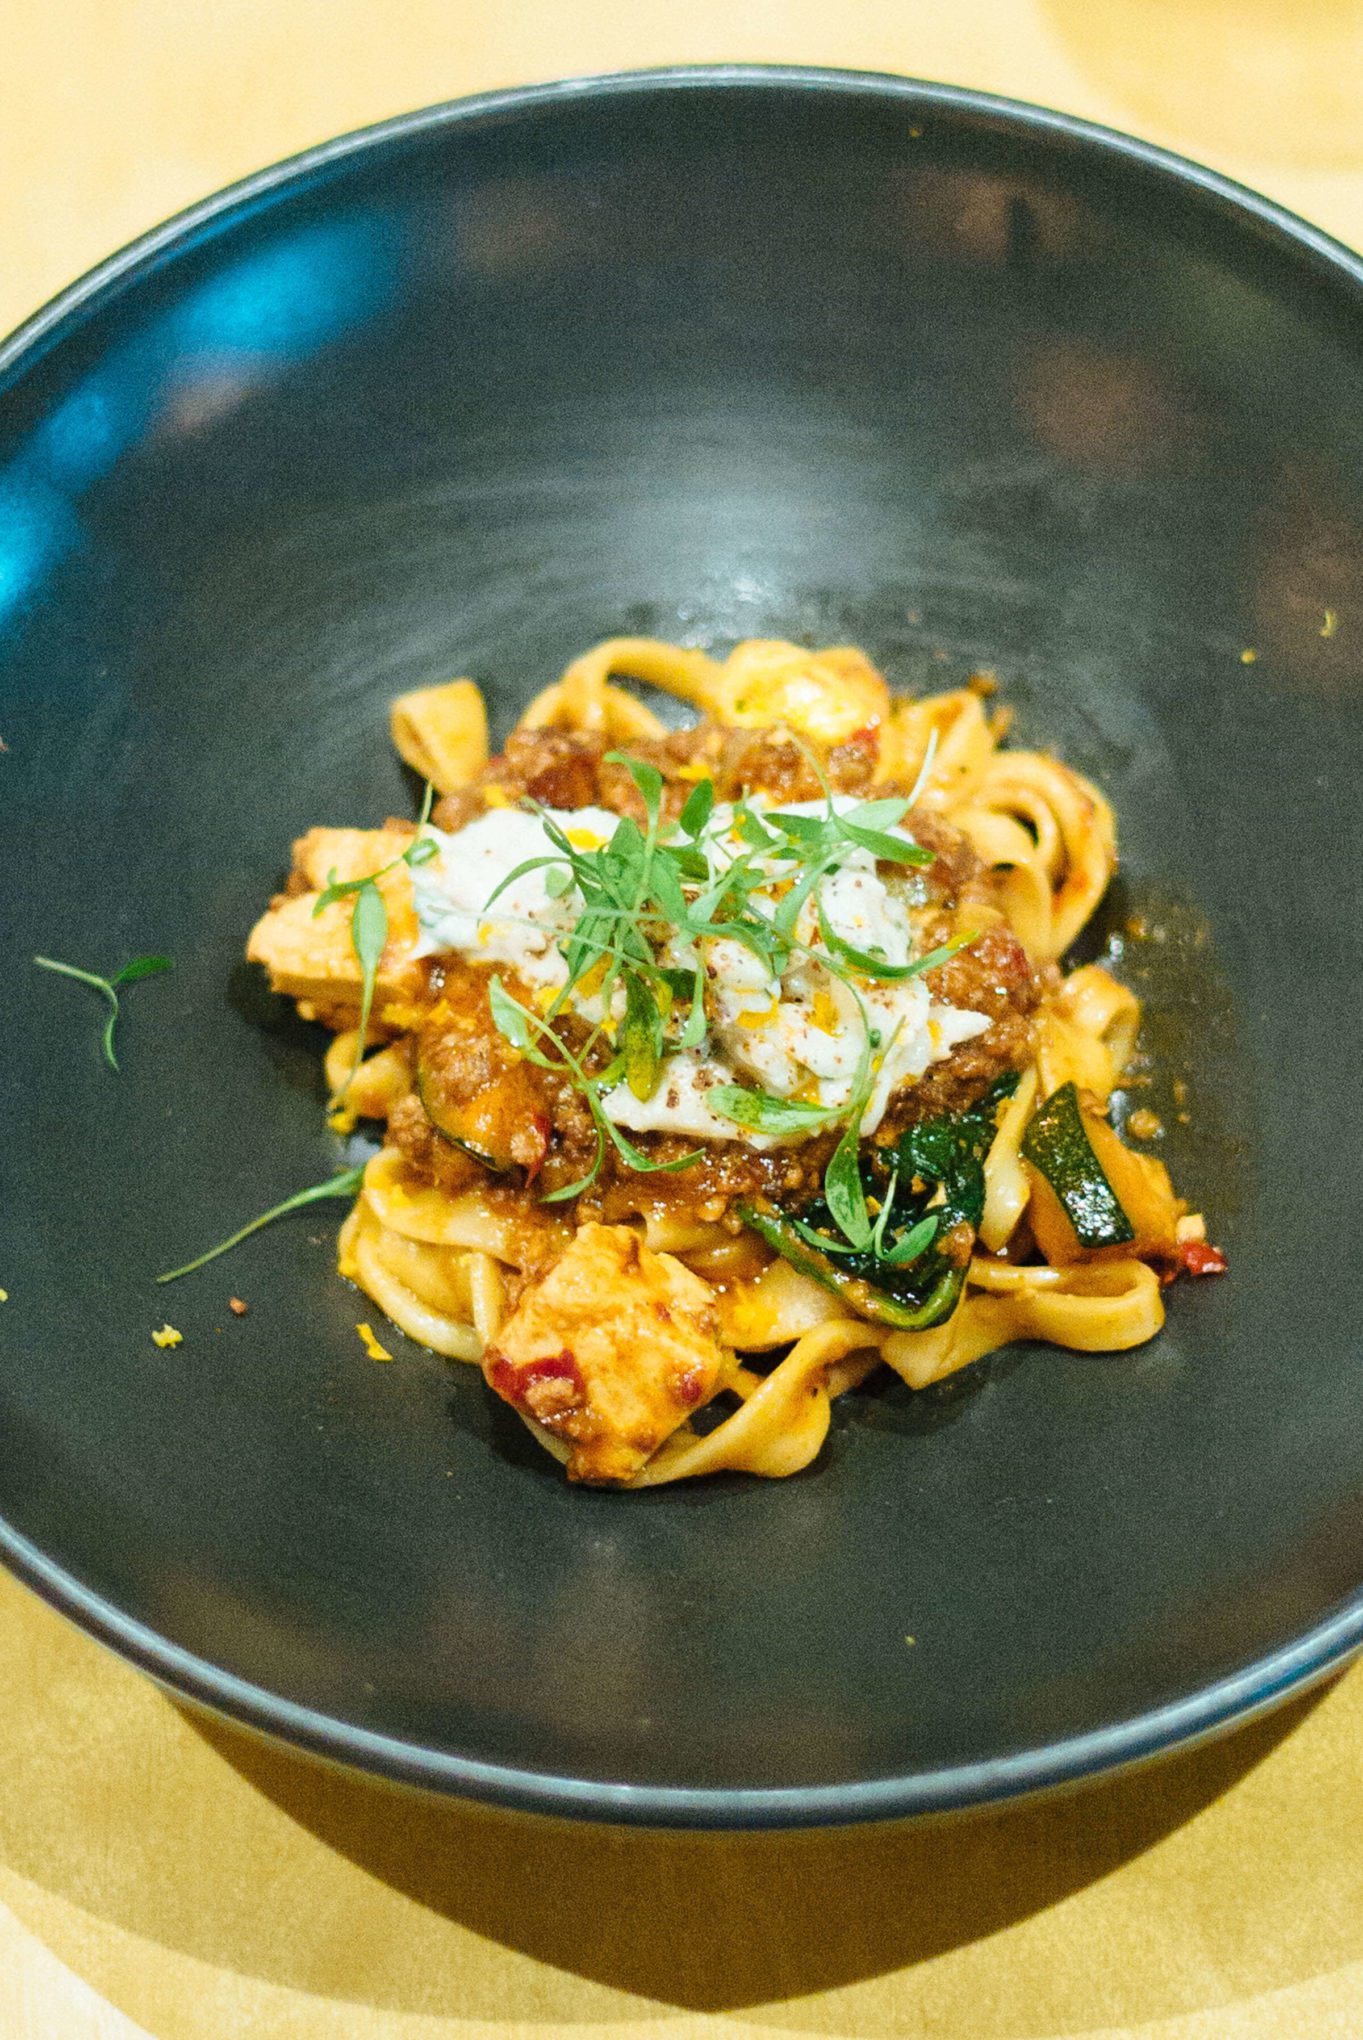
left=389, top=721, right=1044, bottom=1230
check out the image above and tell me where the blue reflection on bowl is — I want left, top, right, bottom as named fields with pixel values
left=0, top=211, right=399, bottom=628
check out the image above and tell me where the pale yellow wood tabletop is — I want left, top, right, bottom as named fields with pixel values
left=6, top=3, right=1363, bottom=2037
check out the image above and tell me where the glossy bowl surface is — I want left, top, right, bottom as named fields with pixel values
left=3, top=68, right=1363, bottom=1826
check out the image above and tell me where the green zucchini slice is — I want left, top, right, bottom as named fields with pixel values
left=738, top=1199, right=962, bottom=1332
left=414, top=1049, right=505, bottom=1173
left=1020, top=1080, right=1136, bottom=1250
left=737, top=1071, right=1022, bottom=1333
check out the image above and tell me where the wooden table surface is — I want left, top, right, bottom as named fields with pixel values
left=5, top=3, right=1363, bottom=2035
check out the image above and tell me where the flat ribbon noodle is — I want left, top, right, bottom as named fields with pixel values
left=389, top=678, right=489, bottom=794
left=288, top=635, right=1203, bottom=1487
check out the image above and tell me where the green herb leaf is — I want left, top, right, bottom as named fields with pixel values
left=605, top=751, right=664, bottom=826
left=621, top=973, right=663, bottom=1101
left=902, top=930, right=980, bottom=979
left=851, top=796, right=913, bottom=830
left=815, top=899, right=916, bottom=979
left=34, top=951, right=174, bottom=1071
left=677, top=967, right=708, bottom=1051
left=109, top=954, right=174, bottom=988
left=787, top=1213, right=861, bottom=1256
left=867, top=1168, right=900, bottom=1258
left=315, top=863, right=403, bottom=913
left=480, top=850, right=568, bottom=911
left=314, top=788, right=438, bottom=911
left=824, top=1125, right=873, bottom=1249
left=32, top=957, right=111, bottom=994
left=814, top=903, right=979, bottom=984
left=537, top=1126, right=606, bottom=1204
left=836, top=819, right=934, bottom=866
left=314, top=868, right=355, bottom=913
left=771, top=847, right=841, bottom=952
left=338, top=880, right=388, bottom=1097
left=600, top=815, right=647, bottom=903
left=647, top=856, right=689, bottom=926
left=736, top=805, right=781, bottom=852
left=880, top=1212, right=939, bottom=1266
left=600, top=1112, right=704, bottom=1175
left=678, top=777, right=714, bottom=837
left=156, top=1165, right=365, bottom=1283
left=488, top=975, right=535, bottom=1053
left=709, top=1086, right=835, bottom=1135
left=669, top=844, right=711, bottom=883
left=767, top=810, right=828, bottom=845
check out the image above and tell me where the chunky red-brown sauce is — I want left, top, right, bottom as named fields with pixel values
left=385, top=721, right=1044, bottom=1234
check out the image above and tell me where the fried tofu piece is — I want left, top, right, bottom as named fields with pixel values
left=483, top=1223, right=726, bottom=1484
left=246, top=825, right=424, bottom=1022
left=291, top=825, right=412, bottom=891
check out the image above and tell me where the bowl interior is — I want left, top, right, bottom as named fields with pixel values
left=2, top=73, right=1362, bottom=1821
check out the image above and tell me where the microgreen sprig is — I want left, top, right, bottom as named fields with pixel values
left=814, top=900, right=979, bottom=983
left=818, top=1011, right=905, bottom=1252
left=34, top=952, right=173, bottom=1070
left=156, top=1165, right=366, bottom=1283
left=488, top=976, right=702, bottom=1200
left=314, top=782, right=437, bottom=1097
left=783, top=1182, right=939, bottom=1267
left=704, top=1088, right=838, bottom=1136
left=474, top=747, right=972, bottom=1208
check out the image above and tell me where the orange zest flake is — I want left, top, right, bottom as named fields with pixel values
left=673, top=761, right=710, bottom=782
left=356, top=1321, right=394, bottom=1362
left=379, top=1001, right=426, bottom=1031
left=566, top=826, right=605, bottom=851
left=736, top=1004, right=776, bottom=1031
left=810, top=989, right=840, bottom=1035
left=576, top=957, right=609, bottom=1001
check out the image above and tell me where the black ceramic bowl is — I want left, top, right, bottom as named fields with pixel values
left=3, top=67, right=1363, bottom=1828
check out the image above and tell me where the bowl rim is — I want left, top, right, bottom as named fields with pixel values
left=4, top=62, right=1363, bottom=1829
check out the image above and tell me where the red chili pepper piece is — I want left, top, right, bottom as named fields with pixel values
left=1182, top=1241, right=1229, bottom=1277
